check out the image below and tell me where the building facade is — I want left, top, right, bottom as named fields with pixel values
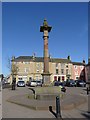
left=9, top=56, right=86, bottom=84
left=85, top=58, right=90, bottom=82
left=72, top=62, right=86, bottom=80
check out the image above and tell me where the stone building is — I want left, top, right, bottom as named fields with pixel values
left=72, top=61, right=86, bottom=81
left=9, top=55, right=86, bottom=84
left=85, top=58, right=90, bottom=82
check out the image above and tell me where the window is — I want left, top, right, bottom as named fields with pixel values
left=66, top=69, right=68, bottom=75
left=36, top=63, right=40, bottom=68
left=24, top=68, right=28, bottom=73
left=36, top=76, right=39, bottom=80
left=80, top=66, right=83, bottom=70
left=61, top=63, right=65, bottom=68
left=37, top=70, right=39, bottom=72
left=74, top=65, right=77, bottom=69
left=76, top=77, right=79, bottom=80
left=36, top=63, right=40, bottom=72
left=75, top=71, right=78, bottom=75
left=42, top=63, right=44, bottom=69
left=61, top=69, right=64, bottom=74
left=66, top=65, right=68, bottom=68
left=56, top=69, right=58, bottom=74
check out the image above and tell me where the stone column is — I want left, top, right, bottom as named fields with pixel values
left=40, top=19, right=52, bottom=85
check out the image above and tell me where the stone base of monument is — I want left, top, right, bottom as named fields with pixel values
left=41, top=73, right=51, bottom=86
left=32, top=86, right=62, bottom=100
left=36, top=94, right=61, bottom=100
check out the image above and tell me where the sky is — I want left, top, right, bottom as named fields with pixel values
left=2, top=2, right=88, bottom=76
left=0, top=2, right=2, bottom=75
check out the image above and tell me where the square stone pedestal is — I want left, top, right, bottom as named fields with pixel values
left=41, top=73, right=51, bottom=86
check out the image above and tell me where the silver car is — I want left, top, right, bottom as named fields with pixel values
left=37, top=80, right=42, bottom=86
left=30, top=80, right=42, bottom=87
left=17, top=80, right=25, bottom=87
left=30, top=80, right=37, bottom=87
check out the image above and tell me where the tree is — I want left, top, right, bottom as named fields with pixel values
left=7, top=56, right=18, bottom=81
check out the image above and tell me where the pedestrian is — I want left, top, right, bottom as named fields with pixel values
left=2, top=79, right=5, bottom=89
left=12, top=77, right=16, bottom=90
left=12, top=80, right=14, bottom=90
left=13, top=78, right=16, bottom=90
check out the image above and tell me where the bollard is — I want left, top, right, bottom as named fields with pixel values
left=56, top=96, right=61, bottom=118
left=49, top=96, right=62, bottom=119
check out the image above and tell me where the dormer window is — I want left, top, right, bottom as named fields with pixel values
left=56, top=63, right=58, bottom=68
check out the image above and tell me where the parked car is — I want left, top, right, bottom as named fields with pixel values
left=54, top=81, right=60, bottom=86
left=36, top=80, right=42, bottom=86
left=75, top=80, right=86, bottom=87
left=30, top=80, right=42, bottom=87
left=66, top=79, right=76, bottom=87
left=1, top=79, right=11, bottom=89
left=54, top=81, right=66, bottom=92
left=30, top=80, right=37, bottom=87
left=17, top=80, right=25, bottom=87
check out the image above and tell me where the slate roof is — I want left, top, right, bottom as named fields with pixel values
left=13, top=56, right=43, bottom=62
left=13, top=56, right=71, bottom=63
left=71, top=62, right=86, bottom=66
left=13, top=56, right=85, bottom=65
left=51, top=58, right=71, bottom=63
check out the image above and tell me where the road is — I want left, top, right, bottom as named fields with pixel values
left=2, top=86, right=90, bottom=118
